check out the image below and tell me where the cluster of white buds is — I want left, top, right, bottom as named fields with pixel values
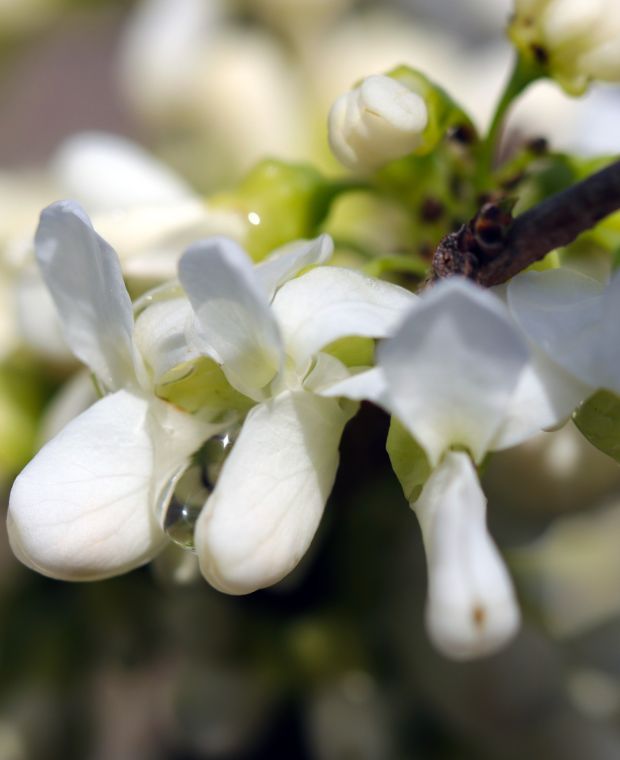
left=509, top=0, right=620, bottom=94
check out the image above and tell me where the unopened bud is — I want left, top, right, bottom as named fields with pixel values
left=328, top=74, right=428, bottom=172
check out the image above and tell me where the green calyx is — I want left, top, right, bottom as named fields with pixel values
left=387, top=65, right=477, bottom=158
left=386, top=418, right=432, bottom=504
left=210, top=159, right=343, bottom=261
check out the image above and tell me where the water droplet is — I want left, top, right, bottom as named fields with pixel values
left=160, top=427, right=240, bottom=550
left=248, top=211, right=261, bottom=226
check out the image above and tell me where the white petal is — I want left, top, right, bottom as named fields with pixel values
left=7, top=390, right=164, bottom=581
left=35, top=201, right=137, bottom=391
left=195, top=390, right=352, bottom=594
left=415, top=451, right=520, bottom=660
left=492, top=348, right=591, bottom=451
left=320, top=366, right=390, bottom=407
left=178, top=237, right=283, bottom=394
left=148, top=397, right=225, bottom=524
left=51, top=131, right=192, bottom=211
left=255, top=234, right=334, bottom=301
left=271, top=266, right=416, bottom=372
left=133, top=297, right=200, bottom=383
left=507, top=269, right=609, bottom=392
left=378, top=278, right=529, bottom=466
left=328, top=75, right=427, bottom=172
left=303, top=352, right=352, bottom=395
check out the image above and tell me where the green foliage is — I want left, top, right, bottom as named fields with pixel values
left=573, top=390, right=620, bottom=463
left=0, top=358, right=55, bottom=477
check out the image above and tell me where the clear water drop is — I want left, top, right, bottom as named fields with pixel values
left=161, top=427, right=239, bottom=551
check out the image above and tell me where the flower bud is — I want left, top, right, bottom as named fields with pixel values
left=414, top=451, right=520, bottom=660
left=509, top=0, right=620, bottom=95
left=328, top=74, right=429, bottom=172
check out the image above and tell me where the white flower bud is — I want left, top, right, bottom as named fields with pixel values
left=328, top=74, right=428, bottom=172
left=414, top=451, right=520, bottom=660
left=510, top=0, right=620, bottom=94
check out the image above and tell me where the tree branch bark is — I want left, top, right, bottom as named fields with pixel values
left=430, top=159, right=620, bottom=288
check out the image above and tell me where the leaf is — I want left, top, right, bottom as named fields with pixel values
left=573, top=390, right=620, bottom=464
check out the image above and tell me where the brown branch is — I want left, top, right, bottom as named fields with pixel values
left=430, top=159, right=620, bottom=288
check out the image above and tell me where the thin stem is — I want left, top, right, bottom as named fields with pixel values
left=479, top=55, right=543, bottom=179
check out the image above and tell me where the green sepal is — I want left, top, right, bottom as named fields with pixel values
left=388, top=65, right=477, bottom=156
left=157, top=357, right=253, bottom=416
left=386, top=417, right=432, bottom=503
left=323, top=336, right=375, bottom=368
left=573, top=390, right=620, bottom=463
left=210, top=159, right=343, bottom=261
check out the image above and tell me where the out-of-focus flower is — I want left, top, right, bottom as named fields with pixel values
left=483, top=422, right=620, bottom=516
left=507, top=268, right=620, bottom=394
left=328, top=75, right=429, bottom=172
left=1, top=131, right=245, bottom=362
left=119, top=0, right=304, bottom=180
left=246, top=0, right=354, bottom=38
left=509, top=0, right=620, bottom=94
left=515, top=497, right=620, bottom=637
left=178, top=235, right=414, bottom=593
left=325, top=278, right=588, bottom=658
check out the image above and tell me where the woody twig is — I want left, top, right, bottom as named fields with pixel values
left=430, top=159, right=620, bottom=288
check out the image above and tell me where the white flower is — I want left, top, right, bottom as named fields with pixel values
left=328, top=75, right=428, bottom=172
left=7, top=201, right=221, bottom=581
left=510, top=0, right=620, bottom=94
left=506, top=267, right=620, bottom=394
left=324, top=277, right=588, bottom=657
left=177, top=235, right=415, bottom=594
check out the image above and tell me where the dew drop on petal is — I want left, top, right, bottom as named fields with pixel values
left=159, top=427, right=240, bottom=550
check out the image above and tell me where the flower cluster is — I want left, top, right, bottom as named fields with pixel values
left=5, top=0, right=620, bottom=667
left=9, top=188, right=614, bottom=661
left=509, top=0, right=620, bottom=94
left=7, top=201, right=412, bottom=594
